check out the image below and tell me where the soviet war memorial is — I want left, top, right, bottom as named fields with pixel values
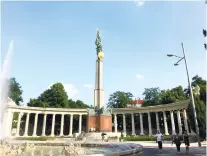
left=0, top=1, right=206, bottom=156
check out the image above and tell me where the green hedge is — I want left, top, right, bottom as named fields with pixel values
left=123, top=135, right=172, bottom=141
left=16, top=136, right=55, bottom=141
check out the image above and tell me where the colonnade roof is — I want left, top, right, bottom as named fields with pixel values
left=111, top=100, right=190, bottom=114
left=6, top=100, right=190, bottom=115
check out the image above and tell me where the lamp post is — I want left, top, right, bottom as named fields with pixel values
left=167, top=42, right=201, bottom=147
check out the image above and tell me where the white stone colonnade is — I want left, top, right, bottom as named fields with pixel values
left=112, top=100, right=190, bottom=136
left=3, top=105, right=88, bottom=138
left=3, top=100, right=190, bottom=138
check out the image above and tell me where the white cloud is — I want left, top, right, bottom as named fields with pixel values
left=83, top=84, right=93, bottom=89
left=64, top=84, right=79, bottom=98
left=136, top=74, right=144, bottom=80
left=134, top=0, right=145, bottom=7
left=49, top=83, right=79, bottom=98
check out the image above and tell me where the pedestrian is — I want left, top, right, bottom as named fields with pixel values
left=174, top=133, right=182, bottom=153
left=183, top=130, right=190, bottom=154
left=156, top=130, right=163, bottom=153
left=171, top=133, right=176, bottom=145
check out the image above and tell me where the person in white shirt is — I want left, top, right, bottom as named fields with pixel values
left=156, top=130, right=163, bottom=153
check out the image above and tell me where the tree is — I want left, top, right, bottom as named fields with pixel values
left=160, top=86, right=187, bottom=104
left=142, top=87, right=161, bottom=107
left=8, top=78, right=23, bottom=105
left=38, top=83, right=68, bottom=108
left=192, top=75, right=206, bottom=103
left=107, top=91, right=134, bottom=108
left=203, top=29, right=206, bottom=50
left=187, top=95, right=206, bottom=139
left=27, top=98, right=49, bottom=107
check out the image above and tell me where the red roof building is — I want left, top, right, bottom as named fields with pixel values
left=127, top=98, right=144, bottom=108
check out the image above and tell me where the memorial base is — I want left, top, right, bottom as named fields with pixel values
left=87, top=115, right=112, bottom=132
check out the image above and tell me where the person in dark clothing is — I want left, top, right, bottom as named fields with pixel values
left=174, top=133, right=182, bottom=153
left=183, top=130, right=190, bottom=154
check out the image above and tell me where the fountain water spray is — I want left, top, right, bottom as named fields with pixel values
left=0, top=40, right=13, bottom=141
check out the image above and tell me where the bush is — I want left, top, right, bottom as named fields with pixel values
left=16, top=136, right=55, bottom=141
left=123, top=135, right=172, bottom=141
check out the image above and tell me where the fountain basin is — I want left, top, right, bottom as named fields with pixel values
left=4, top=142, right=143, bottom=156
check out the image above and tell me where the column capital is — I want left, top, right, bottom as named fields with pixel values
left=113, top=113, right=117, bottom=116
left=122, top=113, right=126, bottom=116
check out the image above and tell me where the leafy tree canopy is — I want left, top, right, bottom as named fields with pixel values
left=142, top=87, right=161, bottom=107
left=8, top=77, right=23, bottom=105
left=107, top=91, right=134, bottom=108
left=27, top=82, right=89, bottom=108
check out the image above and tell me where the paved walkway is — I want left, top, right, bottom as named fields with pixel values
left=129, top=141, right=206, bottom=156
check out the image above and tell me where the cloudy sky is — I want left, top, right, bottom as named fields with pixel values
left=1, top=1, right=206, bottom=106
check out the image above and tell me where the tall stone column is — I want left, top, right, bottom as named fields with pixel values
left=163, top=111, right=169, bottom=135
left=50, top=114, right=56, bottom=136
left=42, top=113, right=47, bottom=136
left=15, top=112, right=23, bottom=137
left=24, top=112, right=30, bottom=136
left=183, top=109, right=189, bottom=134
left=131, top=113, right=135, bottom=135
left=94, top=59, right=104, bottom=109
left=148, top=112, right=152, bottom=136
left=33, top=113, right=38, bottom=136
left=122, top=114, right=126, bottom=134
left=78, top=114, right=82, bottom=134
left=170, top=111, right=175, bottom=134
left=114, top=114, right=117, bottom=133
left=177, top=110, right=182, bottom=134
left=69, top=114, right=73, bottom=136
left=60, top=114, right=64, bottom=136
left=155, top=112, right=160, bottom=132
left=139, top=113, right=144, bottom=135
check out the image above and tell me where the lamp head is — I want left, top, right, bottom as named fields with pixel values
left=174, top=63, right=179, bottom=66
left=167, top=54, right=174, bottom=57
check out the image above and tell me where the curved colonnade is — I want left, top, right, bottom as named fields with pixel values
left=3, top=100, right=190, bottom=138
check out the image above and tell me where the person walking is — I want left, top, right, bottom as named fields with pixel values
left=156, top=130, right=163, bottom=153
left=183, top=130, right=190, bottom=154
left=171, top=133, right=176, bottom=145
left=174, top=133, right=182, bottom=153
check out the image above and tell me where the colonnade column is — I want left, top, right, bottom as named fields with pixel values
left=69, top=114, right=73, bottom=136
left=114, top=114, right=117, bottom=133
left=163, top=111, right=169, bottom=135
left=78, top=114, right=82, bottom=134
left=131, top=113, right=135, bottom=135
left=183, top=109, right=189, bottom=134
left=122, top=114, right=126, bottom=134
left=32, top=113, right=38, bottom=136
left=170, top=111, right=175, bottom=134
left=60, top=114, right=64, bottom=136
left=24, top=112, right=30, bottom=136
left=177, top=110, right=182, bottom=134
left=148, top=112, right=152, bottom=136
left=50, top=114, right=56, bottom=136
left=139, top=113, right=144, bottom=135
left=42, top=113, right=47, bottom=136
left=15, top=112, right=23, bottom=137
left=155, top=112, right=160, bottom=132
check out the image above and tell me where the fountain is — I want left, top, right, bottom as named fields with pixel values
left=0, top=40, right=14, bottom=141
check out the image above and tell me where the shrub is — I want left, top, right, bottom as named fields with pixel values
left=123, top=135, right=172, bottom=141
left=16, top=136, right=55, bottom=141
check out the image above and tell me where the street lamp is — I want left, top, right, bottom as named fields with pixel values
left=167, top=42, right=201, bottom=147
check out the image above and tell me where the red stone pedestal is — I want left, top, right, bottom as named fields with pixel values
left=87, top=115, right=112, bottom=132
